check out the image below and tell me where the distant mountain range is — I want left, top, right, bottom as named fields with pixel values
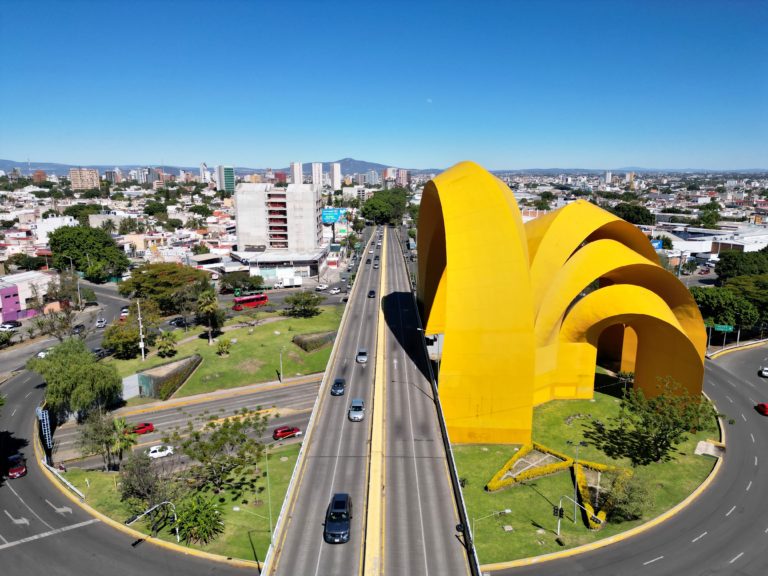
left=0, top=158, right=764, bottom=177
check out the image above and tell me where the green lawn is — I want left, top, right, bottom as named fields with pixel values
left=104, top=306, right=343, bottom=397
left=454, top=390, right=718, bottom=564
left=63, top=443, right=301, bottom=563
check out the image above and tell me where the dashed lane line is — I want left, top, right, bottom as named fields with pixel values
left=0, top=519, right=100, bottom=550
left=751, top=433, right=756, bottom=443
left=726, top=505, right=736, bottom=517
left=746, top=481, right=752, bottom=491
left=643, top=556, right=663, bottom=566
left=729, top=552, right=744, bottom=564
left=741, top=413, right=747, bottom=422
left=691, top=531, right=707, bottom=543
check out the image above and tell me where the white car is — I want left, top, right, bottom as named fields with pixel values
left=368, top=249, right=374, bottom=254
left=329, top=288, right=341, bottom=295
left=95, top=318, right=107, bottom=329
left=316, top=284, right=329, bottom=291
left=356, top=348, right=368, bottom=364
left=147, top=445, right=174, bottom=459
left=36, top=347, right=54, bottom=359
left=759, top=367, right=768, bottom=378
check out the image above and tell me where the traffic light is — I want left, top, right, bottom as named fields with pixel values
left=552, top=506, right=564, bottom=518
left=559, top=507, right=565, bottom=518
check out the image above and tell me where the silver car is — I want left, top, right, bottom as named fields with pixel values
left=356, top=348, right=368, bottom=364
left=348, top=399, right=365, bottom=422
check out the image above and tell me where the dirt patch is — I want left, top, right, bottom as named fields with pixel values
left=239, top=359, right=265, bottom=373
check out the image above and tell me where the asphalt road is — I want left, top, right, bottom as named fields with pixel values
left=381, top=229, right=471, bottom=575
left=499, top=346, right=768, bottom=576
left=269, top=230, right=381, bottom=575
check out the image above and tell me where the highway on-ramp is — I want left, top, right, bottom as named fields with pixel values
left=498, top=347, right=768, bottom=576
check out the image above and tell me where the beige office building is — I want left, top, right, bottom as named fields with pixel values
left=68, top=168, right=100, bottom=190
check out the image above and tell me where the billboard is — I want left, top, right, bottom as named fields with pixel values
left=322, top=208, right=345, bottom=224
left=650, top=239, right=663, bottom=249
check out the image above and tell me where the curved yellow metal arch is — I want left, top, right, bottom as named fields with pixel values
left=417, top=162, right=705, bottom=445
left=417, top=161, right=535, bottom=444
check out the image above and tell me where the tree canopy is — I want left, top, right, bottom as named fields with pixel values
left=283, top=291, right=325, bottom=318
left=609, top=203, right=655, bottom=225
left=714, top=249, right=768, bottom=284
left=118, top=263, right=211, bottom=314
left=27, top=338, right=122, bottom=418
left=49, top=225, right=129, bottom=282
left=361, top=187, right=408, bottom=224
left=689, top=286, right=759, bottom=327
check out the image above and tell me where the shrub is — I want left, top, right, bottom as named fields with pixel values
left=292, top=331, right=336, bottom=352
left=152, top=354, right=203, bottom=400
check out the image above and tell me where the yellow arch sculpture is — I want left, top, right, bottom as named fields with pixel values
left=417, top=162, right=706, bottom=445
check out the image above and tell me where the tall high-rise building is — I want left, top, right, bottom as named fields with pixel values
left=311, top=162, right=324, bottom=188
left=605, top=171, right=612, bottom=185
left=330, top=162, right=342, bottom=190
left=216, top=165, right=236, bottom=194
left=383, top=167, right=397, bottom=181
left=367, top=170, right=380, bottom=186
left=290, top=162, right=303, bottom=185
left=199, top=163, right=208, bottom=181
left=68, top=167, right=100, bottom=190
left=32, top=170, right=47, bottom=184
left=235, top=183, right=323, bottom=252
left=355, top=173, right=367, bottom=185
left=396, top=168, right=409, bottom=188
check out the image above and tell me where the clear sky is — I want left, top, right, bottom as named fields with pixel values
left=1, top=0, right=766, bottom=170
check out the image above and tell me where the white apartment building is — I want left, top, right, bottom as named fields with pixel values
left=34, top=215, right=78, bottom=245
left=235, top=183, right=323, bottom=253
left=312, top=163, right=323, bottom=188
left=331, top=162, right=342, bottom=190
left=290, top=162, right=303, bottom=185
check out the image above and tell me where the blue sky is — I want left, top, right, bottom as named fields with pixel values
left=1, top=0, right=766, bottom=170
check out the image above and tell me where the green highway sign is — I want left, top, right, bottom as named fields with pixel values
left=714, top=324, right=734, bottom=332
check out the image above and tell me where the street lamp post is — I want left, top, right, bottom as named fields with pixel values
left=279, top=346, right=285, bottom=383
left=472, top=508, right=511, bottom=540
left=125, top=500, right=179, bottom=542
left=567, top=440, right=587, bottom=523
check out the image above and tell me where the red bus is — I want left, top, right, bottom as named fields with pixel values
left=232, top=293, right=269, bottom=311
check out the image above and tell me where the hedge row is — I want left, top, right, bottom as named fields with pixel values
left=486, top=442, right=574, bottom=491
left=574, top=462, right=614, bottom=530
left=154, top=354, right=203, bottom=400
left=292, top=331, right=337, bottom=352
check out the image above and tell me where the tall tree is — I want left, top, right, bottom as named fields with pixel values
left=119, top=263, right=211, bottom=314
left=197, top=289, right=220, bottom=345
left=609, top=203, right=655, bottom=225
left=690, top=286, right=759, bottom=327
left=283, top=291, right=325, bottom=318
left=49, top=225, right=129, bottom=281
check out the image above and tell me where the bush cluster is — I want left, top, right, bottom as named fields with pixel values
left=148, top=354, right=203, bottom=400
left=292, top=331, right=336, bottom=352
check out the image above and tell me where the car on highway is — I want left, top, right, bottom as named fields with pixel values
left=366, top=258, right=371, bottom=264
left=331, top=377, right=346, bottom=396
left=374, top=255, right=379, bottom=261
left=6, top=454, right=27, bottom=479
left=36, top=347, right=55, bottom=359
left=368, top=248, right=374, bottom=254
left=759, top=367, right=768, bottom=378
left=0, top=320, right=22, bottom=332
left=329, top=287, right=341, bottom=295
left=127, top=422, right=155, bottom=435
left=348, top=398, right=365, bottom=422
left=373, top=263, right=379, bottom=269
left=272, top=426, right=303, bottom=440
left=95, top=318, right=107, bottom=329
left=316, top=284, right=329, bottom=291
left=757, top=403, right=768, bottom=416
left=71, top=323, right=86, bottom=335
left=367, top=290, right=376, bottom=298
left=323, top=493, right=352, bottom=544
left=147, top=445, right=174, bottom=459
left=356, top=348, right=368, bottom=364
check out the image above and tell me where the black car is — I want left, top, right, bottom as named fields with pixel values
left=331, top=378, right=346, bottom=396
left=71, top=324, right=86, bottom=335
left=366, top=258, right=371, bottom=264
left=367, top=290, right=376, bottom=298
left=168, top=317, right=190, bottom=328
left=323, top=493, right=352, bottom=544
left=91, top=347, right=112, bottom=359
left=1, top=320, right=22, bottom=329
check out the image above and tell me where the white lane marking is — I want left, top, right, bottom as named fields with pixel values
left=765, top=527, right=768, bottom=533
left=10, top=408, right=16, bottom=417
left=24, top=392, right=31, bottom=398
left=726, top=505, right=736, bottom=517
left=3, top=510, right=29, bottom=526
left=643, top=556, right=663, bottom=565
left=756, top=456, right=759, bottom=467
left=746, top=481, right=752, bottom=492
left=741, top=413, right=747, bottom=422
left=751, top=433, right=756, bottom=443
left=45, top=500, right=72, bottom=515
left=0, top=532, right=7, bottom=544
left=0, top=519, right=100, bottom=551
left=725, top=395, right=733, bottom=403
left=5, top=479, right=54, bottom=530
left=729, top=552, right=744, bottom=564
left=691, top=531, right=707, bottom=542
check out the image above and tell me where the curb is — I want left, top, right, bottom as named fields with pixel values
left=480, top=386, right=726, bottom=571
left=707, top=339, right=768, bottom=359
left=32, top=413, right=258, bottom=570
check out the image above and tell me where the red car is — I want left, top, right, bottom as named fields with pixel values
left=7, top=455, right=27, bottom=479
left=127, top=422, right=155, bottom=435
left=757, top=403, right=768, bottom=416
left=272, top=426, right=302, bottom=441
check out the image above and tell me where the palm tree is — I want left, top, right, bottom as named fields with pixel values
left=157, top=330, right=178, bottom=357
left=197, top=290, right=219, bottom=345
left=100, top=219, right=116, bottom=234
left=112, top=417, right=137, bottom=469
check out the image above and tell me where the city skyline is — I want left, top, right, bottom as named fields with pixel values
left=1, top=0, right=766, bottom=170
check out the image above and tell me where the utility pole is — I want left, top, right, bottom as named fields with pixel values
left=137, top=300, right=146, bottom=361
